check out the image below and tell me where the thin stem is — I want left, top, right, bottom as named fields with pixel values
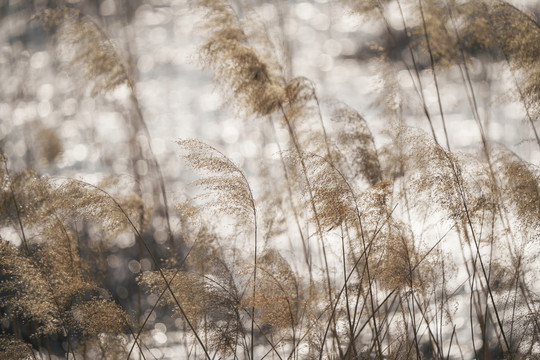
left=269, top=117, right=312, bottom=282
left=68, top=179, right=212, bottom=360
left=417, top=0, right=452, bottom=151
left=275, top=103, right=342, bottom=358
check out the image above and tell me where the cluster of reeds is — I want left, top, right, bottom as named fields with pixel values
left=1, top=0, right=540, bottom=359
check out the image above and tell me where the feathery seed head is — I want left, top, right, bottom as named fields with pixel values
left=34, top=7, right=131, bottom=96
left=196, top=0, right=285, bottom=116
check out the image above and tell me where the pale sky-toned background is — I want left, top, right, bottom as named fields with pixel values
left=1, top=1, right=540, bottom=357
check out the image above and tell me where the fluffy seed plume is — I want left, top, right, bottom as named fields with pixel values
left=178, top=139, right=255, bottom=224
left=195, top=0, right=285, bottom=116
left=34, top=7, right=130, bottom=95
left=329, top=101, right=382, bottom=186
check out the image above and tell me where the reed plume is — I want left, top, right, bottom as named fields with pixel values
left=3, top=0, right=540, bottom=358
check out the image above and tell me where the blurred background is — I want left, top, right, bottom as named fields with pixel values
left=2, top=0, right=540, bottom=357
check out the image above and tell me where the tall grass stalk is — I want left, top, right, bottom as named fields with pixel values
left=1, top=0, right=540, bottom=359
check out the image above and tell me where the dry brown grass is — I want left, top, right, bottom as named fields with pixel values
left=2, top=0, right=540, bottom=359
